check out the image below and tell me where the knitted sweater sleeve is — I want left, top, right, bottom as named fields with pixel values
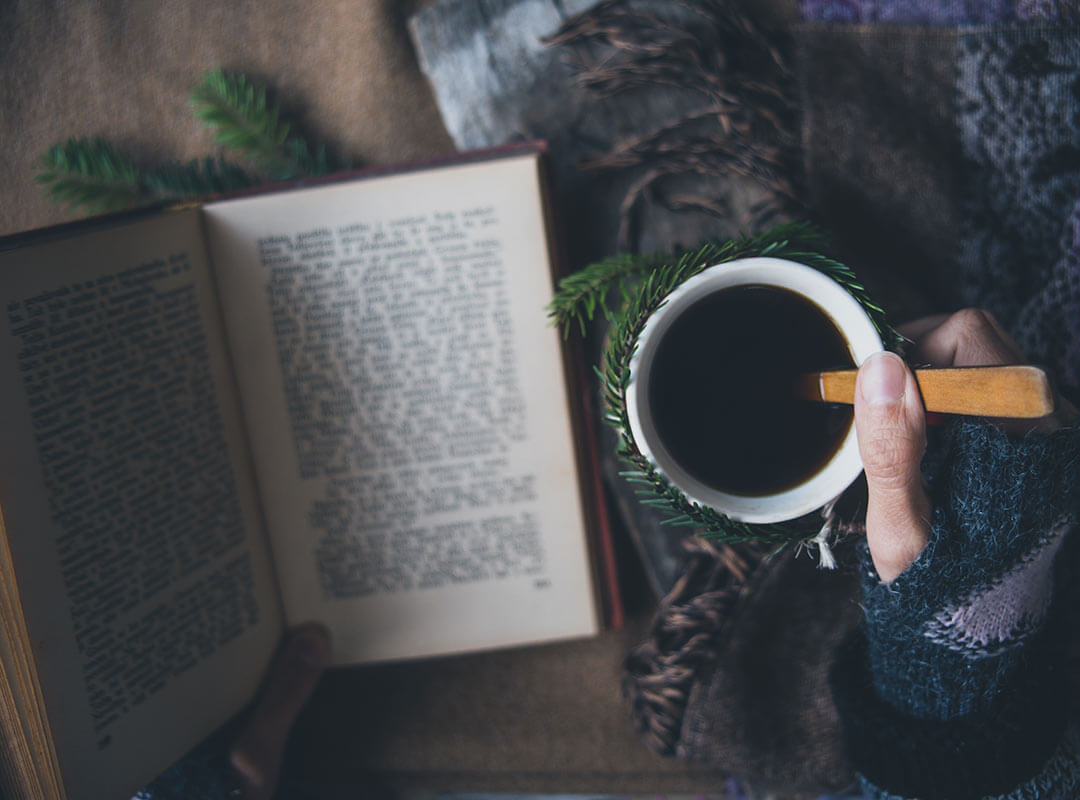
left=830, top=421, right=1080, bottom=800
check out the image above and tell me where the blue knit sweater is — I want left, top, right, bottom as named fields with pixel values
left=831, top=421, right=1080, bottom=800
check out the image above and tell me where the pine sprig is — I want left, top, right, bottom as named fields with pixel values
left=37, top=71, right=348, bottom=215
left=547, top=250, right=667, bottom=337
left=142, top=157, right=258, bottom=200
left=35, top=141, right=262, bottom=214
left=35, top=138, right=143, bottom=213
left=581, top=222, right=901, bottom=548
left=189, top=70, right=331, bottom=180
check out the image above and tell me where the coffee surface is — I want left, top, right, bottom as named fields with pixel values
left=647, top=284, right=855, bottom=497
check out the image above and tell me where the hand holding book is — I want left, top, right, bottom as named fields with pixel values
left=228, top=624, right=329, bottom=800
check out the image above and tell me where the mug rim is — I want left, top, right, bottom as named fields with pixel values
left=626, top=256, right=884, bottom=524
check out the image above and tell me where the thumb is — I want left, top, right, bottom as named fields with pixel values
left=230, top=624, right=330, bottom=800
left=854, top=352, right=931, bottom=583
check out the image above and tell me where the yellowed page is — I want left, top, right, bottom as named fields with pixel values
left=204, top=153, right=599, bottom=664
left=0, top=210, right=282, bottom=800
left=0, top=505, right=60, bottom=798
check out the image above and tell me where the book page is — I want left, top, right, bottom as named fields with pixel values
left=204, top=153, right=599, bottom=664
left=0, top=210, right=282, bottom=800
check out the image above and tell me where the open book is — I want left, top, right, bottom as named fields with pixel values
left=0, top=145, right=618, bottom=799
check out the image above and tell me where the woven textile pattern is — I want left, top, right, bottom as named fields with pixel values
left=801, top=0, right=1063, bottom=23
left=922, top=521, right=1068, bottom=658
left=856, top=723, right=1080, bottom=800
left=956, top=30, right=1080, bottom=347
left=1015, top=200, right=1080, bottom=398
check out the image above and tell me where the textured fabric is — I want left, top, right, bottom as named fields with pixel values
left=830, top=422, right=1080, bottom=799
left=133, top=721, right=237, bottom=800
left=1015, top=200, right=1080, bottom=398
left=800, top=0, right=1065, bottom=23
left=666, top=539, right=861, bottom=790
left=799, top=23, right=1080, bottom=401
left=955, top=26, right=1080, bottom=376
left=796, top=25, right=965, bottom=322
left=832, top=625, right=1068, bottom=799
left=921, top=523, right=1066, bottom=658
left=855, top=723, right=1080, bottom=800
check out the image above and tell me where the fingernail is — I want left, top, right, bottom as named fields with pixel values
left=860, top=352, right=906, bottom=406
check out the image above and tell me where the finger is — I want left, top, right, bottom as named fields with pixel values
left=855, top=352, right=932, bottom=583
left=250, top=623, right=329, bottom=729
left=896, top=313, right=951, bottom=341
left=230, top=624, right=330, bottom=800
left=906, top=308, right=1024, bottom=367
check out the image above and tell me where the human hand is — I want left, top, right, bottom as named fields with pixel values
left=853, top=308, right=1074, bottom=582
left=228, top=624, right=330, bottom=800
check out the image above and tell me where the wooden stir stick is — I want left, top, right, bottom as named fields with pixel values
left=797, top=365, right=1055, bottom=419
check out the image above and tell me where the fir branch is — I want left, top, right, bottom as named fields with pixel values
left=141, top=157, right=258, bottom=200
left=580, top=223, right=901, bottom=548
left=35, top=138, right=143, bottom=214
left=36, top=71, right=351, bottom=215
left=547, top=250, right=667, bottom=337
left=189, top=70, right=331, bottom=179
left=35, top=141, right=258, bottom=213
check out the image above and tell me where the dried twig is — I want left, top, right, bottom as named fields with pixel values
left=545, top=0, right=802, bottom=246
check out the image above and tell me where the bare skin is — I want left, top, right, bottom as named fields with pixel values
left=228, top=623, right=330, bottom=800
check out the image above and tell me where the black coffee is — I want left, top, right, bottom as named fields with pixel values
left=646, top=284, right=854, bottom=497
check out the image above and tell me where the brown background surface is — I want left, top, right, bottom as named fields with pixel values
left=0, top=1, right=454, bottom=237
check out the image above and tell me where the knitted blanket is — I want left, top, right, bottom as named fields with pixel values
left=797, top=21, right=1080, bottom=401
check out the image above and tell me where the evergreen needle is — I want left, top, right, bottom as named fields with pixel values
left=35, top=138, right=143, bottom=214
left=142, top=157, right=258, bottom=200
left=36, top=70, right=351, bottom=215
left=189, top=70, right=327, bottom=180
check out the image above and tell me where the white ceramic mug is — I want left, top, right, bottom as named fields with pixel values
left=625, top=256, right=884, bottom=524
